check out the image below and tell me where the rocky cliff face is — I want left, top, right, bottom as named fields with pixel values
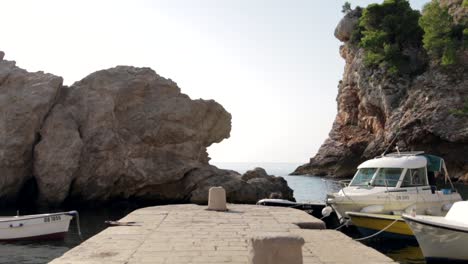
left=0, top=52, right=62, bottom=204
left=293, top=6, right=468, bottom=179
left=0, top=52, right=293, bottom=207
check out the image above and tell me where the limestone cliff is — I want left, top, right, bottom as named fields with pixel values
left=0, top=52, right=293, bottom=207
left=293, top=3, right=468, bottom=179
left=0, top=52, right=62, bottom=204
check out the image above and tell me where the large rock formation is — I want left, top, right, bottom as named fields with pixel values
left=190, top=167, right=293, bottom=204
left=0, top=54, right=62, bottom=204
left=293, top=5, right=468, bottom=179
left=0, top=53, right=293, bottom=207
left=334, top=8, right=360, bottom=42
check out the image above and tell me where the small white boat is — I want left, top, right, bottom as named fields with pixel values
left=0, top=211, right=78, bottom=241
left=256, top=198, right=328, bottom=218
left=326, top=152, right=461, bottom=221
left=403, top=201, right=468, bottom=263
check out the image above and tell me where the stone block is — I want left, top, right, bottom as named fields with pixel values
left=207, top=186, right=227, bottom=211
left=248, top=234, right=305, bottom=264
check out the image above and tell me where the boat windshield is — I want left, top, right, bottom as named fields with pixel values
left=372, top=168, right=403, bottom=187
left=401, top=167, right=428, bottom=187
left=350, top=168, right=377, bottom=186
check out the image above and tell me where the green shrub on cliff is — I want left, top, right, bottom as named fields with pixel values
left=419, top=0, right=465, bottom=66
left=342, top=1, right=352, bottom=13
left=358, top=0, right=423, bottom=74
left=464, top=28, right=468, bottom=48
left=450, top=99, right=468, bottom=116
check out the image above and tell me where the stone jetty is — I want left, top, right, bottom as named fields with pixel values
left=50, top=204, right=395, bottom=264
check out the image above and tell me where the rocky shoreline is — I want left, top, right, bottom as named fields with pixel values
left=0, top=52, right=293, bottom=207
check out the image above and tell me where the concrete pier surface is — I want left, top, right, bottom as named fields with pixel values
left=50, top=204, right=395, bottom=264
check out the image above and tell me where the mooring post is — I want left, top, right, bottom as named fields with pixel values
left=248, top=234, right=305, bottom=264
left=207, top=186, right=227, bottom=211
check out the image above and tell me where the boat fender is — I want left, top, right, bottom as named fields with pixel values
left=442, top=203, right=453, bottom=212
left=360, top=205, right=384, bottom=213
left=321, top=206, right=333, bottom=217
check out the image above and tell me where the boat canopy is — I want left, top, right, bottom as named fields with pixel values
left=358, top=153, right=447, bottom=171
left=358, top=155, right=427, bottom=169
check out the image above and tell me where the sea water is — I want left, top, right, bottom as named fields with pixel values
left=0, top=162, right=465, bottom=264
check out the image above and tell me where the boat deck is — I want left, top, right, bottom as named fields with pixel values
left=50, top=204, right=395, bottom=264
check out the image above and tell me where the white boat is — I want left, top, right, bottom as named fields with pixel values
left=326, top=152, right=462, bottom=222
left=256, top=198, right=329, bottom=219
left=402, top=201, right=468, bottom=263
left=0, top=211, right=78, bottom=241
left=345, top=211, right=414, bottom=239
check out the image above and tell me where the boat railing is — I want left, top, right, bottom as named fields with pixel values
left=323, top=179, right=351, bottom=194
left=383, top=151, right=425, bottom=157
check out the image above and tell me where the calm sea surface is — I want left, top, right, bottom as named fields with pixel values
left=0, top=162, right=466, bottom=264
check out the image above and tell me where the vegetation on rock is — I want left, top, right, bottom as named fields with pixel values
left=419, top=0, right=466, bottom=66
left=356, top=0, right=423, bottom=74
left=342, top=1, right=352, bottom=13
left=450, top=99, right=468, bottom=116
left=348, top=0, right=466, bottom=71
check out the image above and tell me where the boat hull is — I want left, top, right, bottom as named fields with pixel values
left=0, top=213, right=73, bottom=241
left=403, top=215, right=468, bottom=263
left=256, top=199, right=326, bottom=217
left=347, top=212, right=414, bottom=239
left=330, top=191, right=461, bottom=220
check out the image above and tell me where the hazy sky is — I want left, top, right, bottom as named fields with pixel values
left=1, top=0, right=427, bottom=163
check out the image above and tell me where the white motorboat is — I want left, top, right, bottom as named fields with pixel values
left=402, top=201, right=468, bottom=263
left=326, top=152, right=461, bottom=221
left=0, top=211, right=78, bottom=241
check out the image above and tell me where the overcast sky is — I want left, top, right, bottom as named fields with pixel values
left=1, top=0, right=427, bottom=163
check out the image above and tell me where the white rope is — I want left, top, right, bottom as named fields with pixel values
left=67, top=211, right=83, bottom=240
left=353, top=219, right=399, bottom=241
left=334, top=219, right=350, bottom=230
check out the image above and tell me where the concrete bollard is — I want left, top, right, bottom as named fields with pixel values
left=207, top=186, right=227, bottom=211
left=248, top=234, right=305, bottom=264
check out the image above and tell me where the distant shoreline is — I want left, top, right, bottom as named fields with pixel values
left=212, top=162, right=302, bottom=175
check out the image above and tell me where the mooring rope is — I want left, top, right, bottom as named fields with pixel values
left=74, top=211, right=83, bottom=240
left=353, top=219, right=399, bottom=241
left=334, top=219, right=350, bottom=230
left=67, top=211, right=83, bottom=240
